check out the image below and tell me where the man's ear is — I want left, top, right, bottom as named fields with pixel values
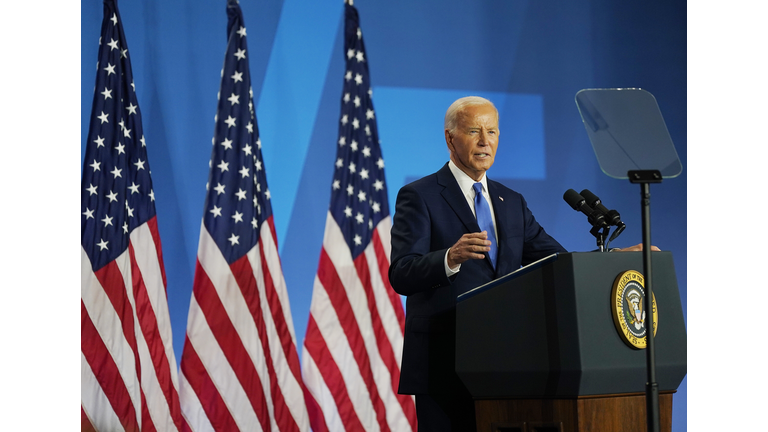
left=444, top=129, right=453, bottom=150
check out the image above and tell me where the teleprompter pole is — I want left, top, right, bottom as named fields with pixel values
left=629, top=169, right=661, bottom=432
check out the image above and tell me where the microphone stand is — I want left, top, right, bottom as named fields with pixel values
left=589, top=224, right=609, bottom=252
left=629, top=169, right=661, bottom=432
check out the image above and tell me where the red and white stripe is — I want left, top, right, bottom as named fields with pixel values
left=302, top=213, right=417, bottom=432
left=81, top=216, right=184, bottom=431
left=179, top=218, right=310, bottom=431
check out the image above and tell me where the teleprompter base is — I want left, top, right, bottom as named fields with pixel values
left=475, top=392, right=673, bottom=432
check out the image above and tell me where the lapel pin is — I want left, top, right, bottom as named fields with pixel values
left=499, top=196, right=504, bottom=201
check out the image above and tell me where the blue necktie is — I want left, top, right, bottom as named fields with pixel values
left=473, top=182, right=497, bottom=268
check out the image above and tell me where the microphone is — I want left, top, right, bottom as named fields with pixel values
left=563, top=189, right=608, bottom=228
left=580, top=189, right=622, bottom=227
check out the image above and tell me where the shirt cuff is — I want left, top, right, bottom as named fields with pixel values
left=444, top=248, right=460, bottom=277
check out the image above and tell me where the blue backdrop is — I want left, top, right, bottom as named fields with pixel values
left=81, top=0, right=687, bottom=429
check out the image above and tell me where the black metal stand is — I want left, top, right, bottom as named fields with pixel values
left=628, top=169, right=661, bottom=432
left=590, top=225, right=609, bottom=252
left=590, top=221, right=625, bottom=252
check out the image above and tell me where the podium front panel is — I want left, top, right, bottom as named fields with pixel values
left=456, top=252, right=687, bottom=398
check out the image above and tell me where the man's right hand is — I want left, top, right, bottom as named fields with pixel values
left=447, top=232, right=491, bottom=268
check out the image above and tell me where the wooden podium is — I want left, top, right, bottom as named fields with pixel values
left=455, top=252, right=687, bottom=432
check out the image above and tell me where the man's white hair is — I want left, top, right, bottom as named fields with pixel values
left=444, top=96, right=498, bottom=134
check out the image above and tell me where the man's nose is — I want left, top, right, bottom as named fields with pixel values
left=478, top=130, right=490, bottom=145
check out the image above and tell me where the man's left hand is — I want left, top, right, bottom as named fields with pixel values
left=614, top=243, right=661, bottom=252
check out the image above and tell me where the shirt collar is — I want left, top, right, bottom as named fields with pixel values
left=448, top=160, right=488, bottom=195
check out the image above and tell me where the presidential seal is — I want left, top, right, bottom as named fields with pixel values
left=611, top=270, right=658, bottom=349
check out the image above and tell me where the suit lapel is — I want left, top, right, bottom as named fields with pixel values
left=436, top=163, right=480, bottom=234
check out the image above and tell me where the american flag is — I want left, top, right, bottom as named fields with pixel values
left=80, top=0, right=184, bottom=430
left=300, top=2, right=417, bottom=431
left=177, top=1, right=310, bottom=430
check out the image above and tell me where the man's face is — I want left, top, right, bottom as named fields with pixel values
left=445, top=104, right=500, bottom=181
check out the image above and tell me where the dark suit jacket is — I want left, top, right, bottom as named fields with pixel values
left=389, top=162, right=566, bottom=395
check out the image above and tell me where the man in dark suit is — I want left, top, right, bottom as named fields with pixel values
left=388, top=96, right=567, bottom=431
